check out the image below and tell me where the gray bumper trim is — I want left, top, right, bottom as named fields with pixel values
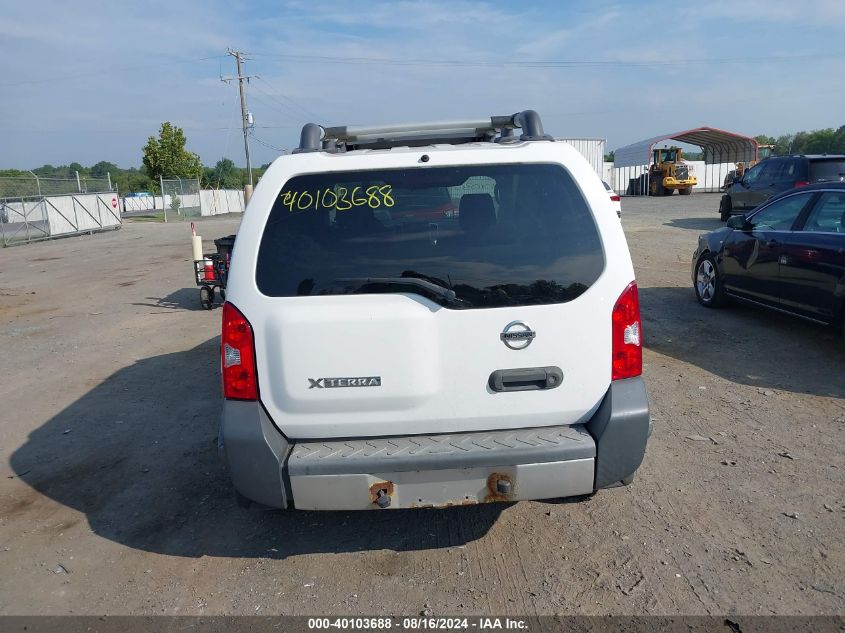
left=586, top=376, right=651, bottom=489
left=219, top=400, right=291, bottom=508
left=287, top=424, right=596, bottom=477
left=220, top=377, right=650, bottom=508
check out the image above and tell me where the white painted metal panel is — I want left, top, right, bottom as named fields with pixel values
left=556, top=138, right=606, bottom=177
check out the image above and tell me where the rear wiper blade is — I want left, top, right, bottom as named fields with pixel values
left=336, top=277, right=458, bottom=303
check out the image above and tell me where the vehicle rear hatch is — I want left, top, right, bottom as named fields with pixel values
left=252, top=162, right=614, bottom=439
left=809, top=158, right=845, bottom=183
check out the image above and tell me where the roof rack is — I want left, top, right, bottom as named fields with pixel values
left=293, top=109, right=553, bottom=153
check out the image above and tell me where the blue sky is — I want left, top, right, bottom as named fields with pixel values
left=2, top=0, right=844, bottom=169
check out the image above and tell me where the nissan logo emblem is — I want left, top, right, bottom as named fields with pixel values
left=500, top=321, right=536, bottom=350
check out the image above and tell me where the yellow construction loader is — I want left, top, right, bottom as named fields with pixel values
left=648, top=147, right=697, bottom=196
left=748, top=144, right=775, bottom=168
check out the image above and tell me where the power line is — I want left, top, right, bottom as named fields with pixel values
left=249, top=51, right=841, bottom=69
left=249, top=85, right=307, bottom=121
left=249, top=131, right=286, bottom=153
left=0, top=55, right=224, bottom=88
left=253, top=77, right=322, bottom=121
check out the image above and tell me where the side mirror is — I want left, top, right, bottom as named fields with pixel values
left=726, top=215, right=749, bottom=229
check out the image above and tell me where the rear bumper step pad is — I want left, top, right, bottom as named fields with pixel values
left=288, top=424, right=595, bottom=476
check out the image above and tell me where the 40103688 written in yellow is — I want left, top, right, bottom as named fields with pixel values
left=281, top=184, right=395, bottom=212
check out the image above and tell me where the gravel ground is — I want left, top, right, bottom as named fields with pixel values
left=0, top=194, right=843, bottom=616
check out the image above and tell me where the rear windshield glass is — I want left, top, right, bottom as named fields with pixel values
left=809, top=160, right=845, bottom=182
left=256, top=163, right=604, bottom=309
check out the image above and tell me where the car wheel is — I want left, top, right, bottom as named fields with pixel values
left=719, top=195, right=732, bottom=222
left=679, top=187, right=692, bottom=196
left=694, top=254, right=725, bottom=308
left=200, top=285, right=214, bottom=310
left=663, top=187, right=673, bottom=196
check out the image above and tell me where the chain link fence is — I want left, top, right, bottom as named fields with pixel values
left=0, top=175, right=113, bottom=198
left=161, top=177, right=201, bottom=221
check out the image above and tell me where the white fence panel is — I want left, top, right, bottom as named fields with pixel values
left=47, top=193, right=121, bottom=236
left=556, top=138, right=605, bottom=177
left=123, top=196, right=157, bottom=211
left=199, top=189, right=245, bottom=216
left=3, top=201, right=27, bottom=223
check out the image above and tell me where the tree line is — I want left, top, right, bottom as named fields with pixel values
left=1, top=122, right=270, bottom=196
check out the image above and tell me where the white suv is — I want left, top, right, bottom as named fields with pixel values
left=219, top=110, right=650, bottom=510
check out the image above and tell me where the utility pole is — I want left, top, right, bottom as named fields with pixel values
left=222, top=49, right=257, bottom=198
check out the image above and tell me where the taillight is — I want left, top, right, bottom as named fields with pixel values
left=612, top=282, right=642, bottom=380
left=610, top=194, right=621, bottom=202
left=794, top=181, right=809, bottom=188
left=221, top=302, right=258, bottom=400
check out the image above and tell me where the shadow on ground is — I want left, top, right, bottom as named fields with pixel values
left=132, top=287, right=219, bottom=311
left=8, top=338, right=504, bottom=559
left=662, top=217, right=725, bottom=231
left=640, top=286, right=845, bottom=398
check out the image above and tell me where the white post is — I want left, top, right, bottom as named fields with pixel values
left=107, top=172, right=112, bottom=191
left=160, top=175, right=167, bottom=223
left=76, top=170, right=82, bottom=193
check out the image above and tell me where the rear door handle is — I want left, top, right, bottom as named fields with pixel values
left=489, top=366, right=563, bottom=392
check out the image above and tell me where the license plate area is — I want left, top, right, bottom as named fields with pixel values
left=290, top=460, right=595, bottom=510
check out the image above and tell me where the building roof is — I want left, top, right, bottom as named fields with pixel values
left=613, top=126, right=759, bottom=168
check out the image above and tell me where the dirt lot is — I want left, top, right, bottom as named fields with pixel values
left=0, top=194, right=843, bottom=616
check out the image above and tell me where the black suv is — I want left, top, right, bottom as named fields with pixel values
left=719, top=154, right=845, bottom=220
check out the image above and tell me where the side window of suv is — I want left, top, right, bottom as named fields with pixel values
left=802, top=192, right=845, bottom=233
left=779, top=159, right=797, bottom=181
left=749, top=193, right=813, bottom=231
left=756, top=159, right=783, bottom=184
left=742, top=162, right=765, bottom=185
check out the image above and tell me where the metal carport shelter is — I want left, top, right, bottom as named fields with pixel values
left=612, top=127, right=759, bottom=195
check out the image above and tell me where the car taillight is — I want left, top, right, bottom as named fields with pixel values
left=610, top=194, right=621, bottom=202
left=794, top=181, right=809, bottom=188
left=612, top=282, right=642, bottom=380
left=221, top=302, right=258, bottom=400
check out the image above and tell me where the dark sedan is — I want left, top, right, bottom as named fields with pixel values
left=693, top=182, right=845, bottom=336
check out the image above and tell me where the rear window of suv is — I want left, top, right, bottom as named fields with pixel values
left=810, top=159, right=845, bottom=182
left=256, top=163, right=605, bottom=309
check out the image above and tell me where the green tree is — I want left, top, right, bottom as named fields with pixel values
left=207, top=158, right=241, bottom=189
left=90, top=161, right=118, bottom=178
left=142, top=122, right=202, bottom=183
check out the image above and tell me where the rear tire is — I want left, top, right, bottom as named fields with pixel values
left=694, top=254, right=726, bottom=308
left=200, top=285, right=213, bottom=310
left=650, top=177, right=664, bottom=196
left=662, top=187, right=673, bottom=196
left=719, top=195, right=732, bottom=222
left=679, top=187, right=692, bottom=196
